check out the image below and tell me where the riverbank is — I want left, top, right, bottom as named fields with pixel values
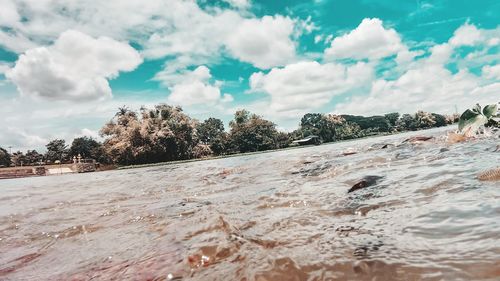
left=0, top=126, right=455, bottom=179
left=0, top=164, right=116, bottom=180
left=116, top=128, right=430, bottom=170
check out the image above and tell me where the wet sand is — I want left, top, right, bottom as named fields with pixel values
left=0, top=127, right=499, bottom=280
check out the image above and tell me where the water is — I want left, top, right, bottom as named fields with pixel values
left=0, top=127, right=499, bottom=280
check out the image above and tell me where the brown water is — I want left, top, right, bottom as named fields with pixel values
left=1, top=127, right=499, bottom=281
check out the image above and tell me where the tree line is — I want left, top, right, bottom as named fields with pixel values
left=0, top=104, right=459, bottom=167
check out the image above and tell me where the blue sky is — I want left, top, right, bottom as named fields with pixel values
left=0, top=0, right=499, bottom=151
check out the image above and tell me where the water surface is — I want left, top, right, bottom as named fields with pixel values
left=1, top=127, right=499, bottom=280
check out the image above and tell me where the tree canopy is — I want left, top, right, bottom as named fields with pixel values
left=0, top=147, right=11, bottom=167
left=197, top=118, right=227, bottom=155
left=45, top=139, right=69, bottom=163
left=229, top=110, right=280, bottom=153
left=2, top=103, right=462, bottom=167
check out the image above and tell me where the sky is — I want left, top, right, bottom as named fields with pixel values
left=0, top=0, right=499, bottom=151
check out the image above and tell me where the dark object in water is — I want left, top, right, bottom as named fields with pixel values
left=439, top=148, right=450, bottom=153
left=348, top=176, right=384, bottom=193
left=403, top=136, right=434, bottom=143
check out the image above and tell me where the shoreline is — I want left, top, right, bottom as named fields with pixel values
left=117, top=125, right=454, bottom=170
left=0, top=125, right=455, bottom=179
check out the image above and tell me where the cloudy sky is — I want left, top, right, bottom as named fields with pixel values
left=0, top=0, right=499, bottom=151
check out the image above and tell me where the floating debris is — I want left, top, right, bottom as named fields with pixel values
left=403, top=136, right=433, bottom=143
left=477, top=167, right=500, bottom=181
left=447, top=132, right=468, bottom=144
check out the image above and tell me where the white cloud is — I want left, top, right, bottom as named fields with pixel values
left=249, top=61, right=373, bottom=116
left=334, top=65, right=487, bottom=115
left=0, top=62, right=12, bottom=74
left=332, top=23, right=500, bottom=116
left=0, top=1, right=300, bottom=71
left=325, top=18, right=404, bottom=60
left=2, top=126, right=48, bottom=152
left=222, top=0, right=251, bottom=9
left=482, top=64, right=500, bottom=80
left=6, top=30, right=142, bottom=101
left=77, top=128, right=102, bottom=141
left=167, top=66, right=233, bottom=106
left=226, top=15, right=296, bottom=69
left=449, top=23, right=482, bottom=46
left=0, top=0, right=20, bottom=27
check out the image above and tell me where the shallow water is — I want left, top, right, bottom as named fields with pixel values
left=0, top=127, right=499, bottom=281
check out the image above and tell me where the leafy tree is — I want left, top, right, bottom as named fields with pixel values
left=101, top=104, right=200, bottom=165
left=335, top=122, right=365, bottom=140
left=275, top=131, right=292, bottom=149
left=300, top=113, right=336, bottom=142
left=25, top=150, right=42, bottom=165
left=45, top=139, right=69, bottom=163
left=70, top=137, right=110, bottom=164
left=197, top=118, right=227, bottom=155
left=0, top=147, right=11, bottom=167
left=70, top=137, right=99, bottom=158
left=414, top=111, right=436, bottom=129
left=385, top=112, right=400, bottom=129
left=396, top=114, right=417, bottom=131
left=341, top=115, right=391, bottom=132
left=229, top=110, right=280, bottom=153
left=431, top=113, right=447, bottom=127
left=11, top=151, right=27, bottom=166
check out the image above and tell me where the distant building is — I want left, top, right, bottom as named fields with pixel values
left=292, top=135, right=321, bottom=146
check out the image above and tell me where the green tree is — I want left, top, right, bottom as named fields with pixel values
left=342, top=115, right=391, bottom=133
left=11, top=151, right=27, bottom=166
left=300, top=113, right=336, bottom=142
left=335, top=122, right=365, bottom=140
left=25, top=150, right=42, bottom=165
left=229, top=110, right=280, bottom=153
left=70, top=137, right=110, bottom=164
left=396, top=114, right=417, bottom=131
left=101, top=104, right=201, bottom=165
left=45, top=139, right=69, bottom=163
left=385, top=112, right=400, bottom=129
left=0, top=147, right=11, bottom=167
left=275, top=131, right=292, bottom=149
left=197, top=118, right=227, bottom=155
left=431, top=113, right=447, bottom=127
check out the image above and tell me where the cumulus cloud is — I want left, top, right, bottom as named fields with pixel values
left=222, top=0, right=251, bottom=9
left=449, top=23, right=482, bottom=46
left=0, top=62, right=11, bottom=74
left=249, top=61, right=373, bottom=116
left=1, top=126, right=48, bottom=152
left=77, top=128, right=102, bottom=141
left=0, top=0, right=19, bottom=27
left=325, top=18, right=405, bottom=60
left=226, top=15, right=296, bottom=69
left=332, top=23, right=500, bottom=116
left=167, top=66, right=233, bottom=106
left=6, top=30, right=142, bottom=101
left=0, top=0, right=300, bottom=71
left=482, top=64, right=500, bottom=80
